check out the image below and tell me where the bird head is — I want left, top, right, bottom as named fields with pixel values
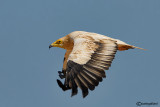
left=49, top=36, right=74, bottom=50
left=49, top=39, right=64, bottom=49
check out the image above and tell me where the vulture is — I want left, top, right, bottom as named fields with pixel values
left=49, top=31, right=145, bottom=98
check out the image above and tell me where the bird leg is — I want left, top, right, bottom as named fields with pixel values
left=58, top=71, right=65, bottom=79
left=57, top=70, right=71, bottom=91
left=57, top=79, right=71, bottom=91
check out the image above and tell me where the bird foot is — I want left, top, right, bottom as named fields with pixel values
left=58, top=71, right=65, bottom=79
left=57, top=79, right=70, bottom=91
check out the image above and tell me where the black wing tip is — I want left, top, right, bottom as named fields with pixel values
left=82, top=91, right=89, bottom=98
left=71, top=84, right=78, bottom=97
left=89, top=85, right=95, bottom=91
left=71, top=92, right=77, bottom=97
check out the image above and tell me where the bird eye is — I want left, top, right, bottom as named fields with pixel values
left=58, top=41, right=61, bottom=44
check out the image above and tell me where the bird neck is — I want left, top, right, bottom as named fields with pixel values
left=61, top=36, right=74, bottom=51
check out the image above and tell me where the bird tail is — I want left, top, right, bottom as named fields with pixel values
left=130, top=45, right=146, bottom=50
left=118, top=44, right=146, bottom=51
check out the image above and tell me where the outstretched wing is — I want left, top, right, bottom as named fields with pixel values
left=65, top=37, right=117, bottom=98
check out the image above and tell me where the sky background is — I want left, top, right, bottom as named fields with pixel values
left=0, top=0, right=160, bottom=107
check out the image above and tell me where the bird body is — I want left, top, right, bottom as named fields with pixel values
left=49, top=31, right=144, bottom=98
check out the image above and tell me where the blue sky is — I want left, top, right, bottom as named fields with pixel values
left=0, top=0, right=160, bottom=107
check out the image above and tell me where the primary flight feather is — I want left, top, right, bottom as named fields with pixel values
left=49, top=31, right=145, bottom=98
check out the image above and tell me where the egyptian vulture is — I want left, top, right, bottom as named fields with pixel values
left=49, top=31, right=144, bottom=98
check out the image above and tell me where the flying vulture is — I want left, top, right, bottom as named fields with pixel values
left=49, top=31, right=145, bottom=98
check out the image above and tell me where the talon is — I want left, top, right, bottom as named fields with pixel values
left=57, top=79, right=70, bottom=91
left=59, top=74, right=65, bottom=79
left=58, top=71, right=62, bottom=74
left=58, top=70, right=65, bottom=79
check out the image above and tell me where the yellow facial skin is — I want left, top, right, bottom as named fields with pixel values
left=49, top=39, right=63, bottom=49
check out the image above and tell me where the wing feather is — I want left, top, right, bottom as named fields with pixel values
left=64, top=36, right=117, bottom=98
left=77, top=73, right=95, bottom=90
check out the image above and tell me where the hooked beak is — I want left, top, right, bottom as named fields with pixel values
left=49, top=41, right=58, bottom=49
left=49, top=45, right=52, bottom=49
